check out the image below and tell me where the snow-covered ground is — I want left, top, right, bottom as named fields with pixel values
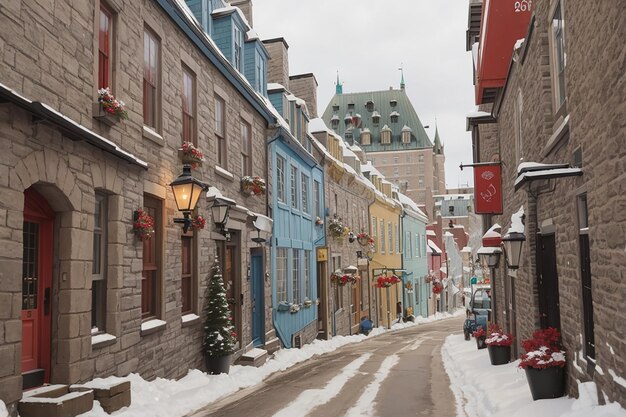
left=442, top=333, right=626, bottom=417
left=3, top=311, right=622, bottom=417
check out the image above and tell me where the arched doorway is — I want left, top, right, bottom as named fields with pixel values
left=22, top=188, right=54, bottom=389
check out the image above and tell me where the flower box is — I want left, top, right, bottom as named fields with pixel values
left=330, top=273, right=359, bottom=286
left=241, top=176, right=266, bottom=196
left=179, top=142, right=204, bottom=168
left=93, top=102, right=119, bottom=126
left=277, top=301, right=290, bottom=312
left=356, top=232, right=374, bottom=247
left=375, top=275, right=400, bottom=288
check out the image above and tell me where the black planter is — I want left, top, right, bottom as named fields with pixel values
left=205, top=355, right=232, bottom=375
left=524, top=366, right=565, bottom=400
left=487, top=345, right=511, bottom=365
left=476, top=336, right=487, bottom=349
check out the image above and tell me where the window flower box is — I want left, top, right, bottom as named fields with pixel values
left=375, top=274, right=400, bottom=288
left=179, top=141, right=204, bottom=168
left=241, top=176, right=266, bottom=196
left=94, top=88, right=128, bottom=126
left=330, top=273, right=359, bottom=286
left=356, top=232, right=374, bottom=247
left=133, top=209, right=154, bottom=241
left=277, top=301, right=290, bottom=312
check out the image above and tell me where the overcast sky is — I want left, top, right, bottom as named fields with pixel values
left=252, top=0, right=476, bottom=188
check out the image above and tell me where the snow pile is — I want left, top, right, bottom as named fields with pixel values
left=442, top=334, right=626, bottom=417
left=0, top=400, right=8, bottom=417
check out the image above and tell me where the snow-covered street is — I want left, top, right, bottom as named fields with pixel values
left=0, top=310, right=626, bottom=417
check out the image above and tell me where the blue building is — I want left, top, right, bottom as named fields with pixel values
left=398, top=193, right=429, bottom=318
left=267, top=84, right=324, bottom=348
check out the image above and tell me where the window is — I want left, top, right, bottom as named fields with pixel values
left=381, top=128, right=391, bottom=144
left=388, top=221, right=393, bottom=253
left=314, top=181, right=321, bottom=219
left=405, top=231, right=412, bottom=258
left=92, top=192, right=107, bottom=332
left=143, top=27, right=160, bottom=130
left=182, top=67, right=196, bottom=144
left=395, top=224, right=400, bottom=253
left=416, top=234, right=421, bottom=258
left=401, top=130, right=411, bottom=144
left=301, top=173, right=309, bottom=214
left=578, top=193, right=595, bottom=359
left=372, top=113, right=380, bottom=125
left=240, top=120, right=251, bottom=176
left=292, top=249, right=300, bottom=303
left=304, top=251, right=311, bottom=300
left=418, top=154, right=424, bottom=163
left=276, top=248, right=287, bottom=302
left=98, top=4, right=113, bottom=90
left=361, top=131, right=371, bottom=145
left=255, top=50, right=265, bottom=92
left=142, top=195, right=161, bottom=319
left=406, top=155, right=411, bottom=163
left=332, top=256, right=342, bottom=311
left=380, top=219, right=385, bottom=253
left=365, top=101, right=374, bottom=112
left=406, top=167, right=412, bottom=175
left=215, top=97, right=226, bottom=168
left=347, top=103, right=354, bottom=110
left=371, top=216, right=377, bottom=252
left=181, top=234, right=193, bottom=314
left=276, top=155, right=285, bottom=202
left=551, top=1, right=567, bottom=110
left=290, top=165, right=298, bottom=209
left=233, top=26, right=243, bottom=71
left=418, top=177, right=424, bottom=187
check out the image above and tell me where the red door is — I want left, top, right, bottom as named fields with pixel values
left=22, top=188, right=53, bottom=388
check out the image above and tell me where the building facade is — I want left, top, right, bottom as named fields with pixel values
left=0, top=0, right=278, bottom=412
left=467, top=0, right=625, bottom=405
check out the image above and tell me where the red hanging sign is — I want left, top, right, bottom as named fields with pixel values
left=474, top=164, right=503, bottom=214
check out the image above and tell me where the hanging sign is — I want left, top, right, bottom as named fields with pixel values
left=474, top=164, right=503, bottom=214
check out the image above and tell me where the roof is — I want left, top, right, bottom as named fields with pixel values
left=321, top=88, right=433, bottom=151
left=433, top=125, right=443, bottom=154
left=514, top=162, right=583, bottom=191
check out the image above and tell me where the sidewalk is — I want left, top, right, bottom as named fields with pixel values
left=442, top=333, right=626, bottom=417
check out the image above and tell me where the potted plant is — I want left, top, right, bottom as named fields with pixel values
left=356, top=232, right=374, bottom=246
left=432, top=279, right=443, bottom=295
left=95, top=87, right=128, bottom=125
left=473, top=326, right=486, bottom=349
left=133, top=209, right=154, bottom=241
left=191, top=214, right=206, bottom=231
left=315, top=217, right=324, bottom=226
left=485, top=324, right=513, bottom=365
left=241, top=176, right=266, bottom=196
left=375, top=274, right=400, bottom=288
left=519, top=327, right=566, bottom=400
left=180, top=141, right=204, bottom=168
left=202, top=258, right=236, bottom=374
left=277, top=301, right=290, bottom=312
left=328, top=216, right=347, bottom=240
left=289, top=303, right=300, bottom=314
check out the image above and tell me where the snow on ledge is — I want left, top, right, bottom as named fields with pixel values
left=182, top=313, right=200, bottom=323
left=141, top=319, right=166, bottom=332
left=91, top=333, right=116, bottom=345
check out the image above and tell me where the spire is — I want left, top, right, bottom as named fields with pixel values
left=399, top=64, right=405, bottom=90
left=335, top=71, right=343, bottom=95
left=433, top=123, right=444, bottom=155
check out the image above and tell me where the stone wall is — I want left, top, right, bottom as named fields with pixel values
left=289, top=74, right=318, bottom=118
left=263, top=38, right=290, bottom=89
left=0, top=0, right=271, bottom=409
left=483, top=0, right=625, bottom=405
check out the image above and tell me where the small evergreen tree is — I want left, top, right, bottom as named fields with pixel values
left=202, top=258, right=236, bottom=357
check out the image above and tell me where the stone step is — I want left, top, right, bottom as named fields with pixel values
left=18, top=385, right=93, bottom=417
left=263, top=336, right=282, bottom=355
left=71, top=380, right=131, bottom=414
left=236, top=347, right=268, bottom=367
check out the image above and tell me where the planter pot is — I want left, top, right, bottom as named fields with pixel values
left=205, top=355, right=231, bottom=375
left=487, top=345, right=511, bottom=365
left=93, top=102, right=120, bottom=126
left=524, top=366, right=565, bottom=400
left=357, top=237, right=370, bottom=246
left=476, top=336, right=487, bottom=349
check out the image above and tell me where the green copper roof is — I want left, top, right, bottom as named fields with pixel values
left=433, top=125, right=444, bottom=154
left=321, top=88, right=433, bottom=152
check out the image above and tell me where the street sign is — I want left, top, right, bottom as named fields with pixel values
left=470, top=276, right=478, bottom=285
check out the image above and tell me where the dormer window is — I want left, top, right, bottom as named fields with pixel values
left=390, top=111, right=400, bottom=123
left=345, top=127, right=353, bottom=142
left=401, top=125, right=412, bottom=144
left=361, top=129, right=371, bottom=145
left=233, top=26, right=243, bottom=71
left=390, top=99, right=397, bottom=107
left=381, top=125, right=392, bottom=144
left=332, top=104, right=339, bottom=112
left=344, top=113, right=352, bottom=127
left=331, top=114, right=339, bottom=129
left=352, top=113, right=361, bottom=128
left=372, top=111, right=380, bottom=125
left=347, top=102, right=354, bottom=110
left=365, top=101, right=374, bottom=112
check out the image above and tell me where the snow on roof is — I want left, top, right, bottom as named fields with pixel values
left=390, top=111, right=400, bottom=117
left=477, top=246, right=502, bottom=255
left=504, top=206, right=525, bottom=236
left=461, top=246, right=472, bottom=253
left=515, top=167, right=583, bottom=188
left=212, top=5, right=252, bottom=31
left=427, top=239, right=443, bottom=254
left=246, top=29, right=259, bottom=41
left=483, top=224, right=501, bottom=238
left=434, top=193, right=473, bottom=200
left=517, top=161, right=569, bottom=174
left=444, top=231, right=454, bottom=237
left=350, top=142, right=363, bottom=152
left=514, top=38, right=525, bottom=50
left=372, top=111, right=381, bottom=117
left=308, top=117, right=329, bottom=134
left=466, top=110, right=491, bottom=118
left=401, top=125, right=412, bottom=132
left=426, top=230, right=436, bottom=236
left=267, top=83, right=286, bottom=91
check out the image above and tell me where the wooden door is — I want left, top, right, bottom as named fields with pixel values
left=22, top=188, right=53, bottom=388
left=537, top=234, right=561, bottom=330
left=250, top=250, right=264, bottom=346
left=223, top=244, right=240, bottom=346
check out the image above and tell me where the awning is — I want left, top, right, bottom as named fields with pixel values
left=0, top=83, right=147, bottom=169
left=515, top=162, right=582, bottom=191
left=427, top=239, right=443, bottom=255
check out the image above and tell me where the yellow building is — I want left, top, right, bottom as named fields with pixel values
left=362, top=163, right=403, bottom=328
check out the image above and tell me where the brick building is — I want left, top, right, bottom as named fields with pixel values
left=0, top=0, right=278, bottom=412
left=466, top=0, right=625, bottom=405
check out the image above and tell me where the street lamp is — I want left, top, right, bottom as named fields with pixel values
left=502, top=231, right=525, bottom=270
left=210, top=196, right=235, bottom=240
left=170, top=165, right=208, bottom=232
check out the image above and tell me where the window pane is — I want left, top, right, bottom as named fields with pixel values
left=290, top=166, right=298, bottom=209
left=92, top=193, right=107, bottom=331
left=98, top=6, right=112, bottom=89
left=182, top=68, right=195, bottom=144
left=181, top=235, right=192, bottom=314
left=143, top=29, right=159, bottom=128
left=301, top=174, right=309, bottom=214
left=142, top=197, right=160, bottom=319
left=292, top=250, right=300, bottom=303
left=314, top=181, right=320, bottom=218
left=304, top=251, right=310, bottom=300
left=241, top=122, right=251, bottom=176
left=276, top=248, right=287, bottom=301
left=277, top=156, right=285, bottom=202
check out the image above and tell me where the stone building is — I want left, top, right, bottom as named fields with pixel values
left=0, top=0, right=278, bottom=412
left=320, top=79, right=446, bottom=219
left=466, top=0, right=625, bottom=405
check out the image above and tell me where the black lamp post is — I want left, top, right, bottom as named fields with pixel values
left=477, top=247, right=501, bottom=323
left=170, top=165, right=207, bottom=233
left=210, top=197, right=235, bottom=240
left=502, top=231, right=525, bottom=269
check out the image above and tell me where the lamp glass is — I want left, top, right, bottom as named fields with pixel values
left=502, top=236, right=524, bottom=269
left=172, top=182, right=203, bottom=213
left=211, top=203, right=230, bottom=225
left=487, top=252, right=501, bottom=268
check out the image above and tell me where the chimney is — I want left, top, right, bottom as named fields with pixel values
left=230, top=0, right=253, bottom=26
left=263, top=38, right=290, bottom=90
left=288, top=73, right=319, bottom=118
